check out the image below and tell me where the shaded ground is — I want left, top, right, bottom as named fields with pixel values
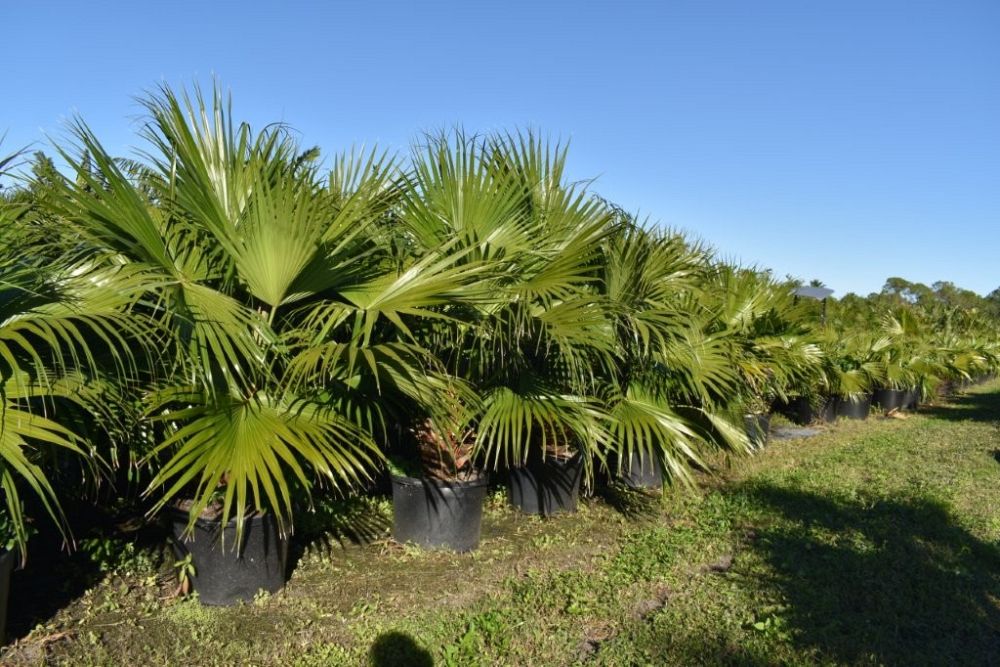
left=770, top=425, right=823, bottom=440
left=2, top=383, right=999, bottom=665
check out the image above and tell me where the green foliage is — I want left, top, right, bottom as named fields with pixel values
left=173, top=553, right=196, bottom=592
left=0, top=145, right=140, bottom=561
left=78, top=536, right=158, bottom=576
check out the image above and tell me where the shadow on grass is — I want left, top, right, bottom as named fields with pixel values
left=923, top=386, right=1000, bottom=423
left=288, top=495, right=392, bottom=573
left=369, top=631, right=433, bottom=666
left=597, top=484, right=662, bottom=520
left=732, top=484, right=1000, bottom=665
left=7, top=502, right=168, bottom=643
left=8, top=535, right=103, bottom=643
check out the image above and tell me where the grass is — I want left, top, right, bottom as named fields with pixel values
left=3, top=383, right=999, bottom=665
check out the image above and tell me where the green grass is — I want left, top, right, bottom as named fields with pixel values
left=4, top=384, right=999, bottom=666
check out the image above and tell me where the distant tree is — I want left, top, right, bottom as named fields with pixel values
left=986, top=287, right=1000, bottom=319
left=881, top=277, right=933, bottom=305
left=784, top=274, right=803, bottom=287
left=931, top=281, right=981, bottom=311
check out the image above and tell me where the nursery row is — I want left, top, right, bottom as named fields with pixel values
left=1, top=84, right=998, bottom=624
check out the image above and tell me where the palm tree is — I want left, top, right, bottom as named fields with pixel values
left=395, top=131, right=616, bottom=487
left=0, top=148, right=142, bottom=562
left=596, top=221, right=752, bottom=486
left=706, top=266, right=822, bottom=416
left=47, top=85, right=483, bottom=548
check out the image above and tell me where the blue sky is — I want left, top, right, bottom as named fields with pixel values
left=6, top=1, right=999, bottom=296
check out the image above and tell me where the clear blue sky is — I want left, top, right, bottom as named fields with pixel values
left=6, top=1, right=999, bottom=297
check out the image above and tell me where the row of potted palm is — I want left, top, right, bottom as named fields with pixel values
left=1, top=84, right=998, bottom=619
left=2, top=89, right=757, bottom=608
left=774, top=297, right=1000, bottom=424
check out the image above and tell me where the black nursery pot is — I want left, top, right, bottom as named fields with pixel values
left=390, top=474, right=488, bottom=552
left=818, top=397, right=838, bottom=423
left=836, top=394, right=871, bottom=420
left=170, top=510, right=288, bottom=606
left=782, top=396, right=836, bottom=425
left=509, top=454, right=584, bottom=516
left=618, top=450, right=663, bottom=489
left=903, top=387, right=920, bottom=410
left=872, top=388, right=906, bottom=412
left=744, top=413, right=771, bottom=448
left=0, top=549, right=14, bottom=644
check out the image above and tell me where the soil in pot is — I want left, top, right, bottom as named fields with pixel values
left=836, top=394, right=871, bottom=420
left=170, top=509, right=288, bottom=606
left=390, top=473, right=488, bottom=552
left=509, top=454, right=584, bottom=516
left=872, top=388, right=906, bottom=412
left=0, top=550, right=14, bottom=644
left=618, top=450, right=663, bottom=489
left=744, top=413, right=771, bottom=448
